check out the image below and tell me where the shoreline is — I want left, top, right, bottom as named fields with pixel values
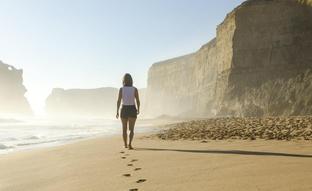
left=0, top=133, right=120, bottom=156
left=1, top=133, right=312, bottom=191
left=0, top=118, right=166, bottom=156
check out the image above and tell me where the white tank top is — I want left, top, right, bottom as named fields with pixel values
left=122, top=86, right=135, bottom=105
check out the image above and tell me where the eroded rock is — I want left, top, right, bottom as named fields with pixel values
left=0, top=61, right=32, bottom=115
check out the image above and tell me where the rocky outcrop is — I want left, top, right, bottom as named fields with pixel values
left=145, top=0, right=312, bottom=118
left=0, top=61, right=32, bottom=115
left=45, top=87, right=118, bottom=118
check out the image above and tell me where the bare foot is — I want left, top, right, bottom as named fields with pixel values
left=128, top=145, right=133, bottom=150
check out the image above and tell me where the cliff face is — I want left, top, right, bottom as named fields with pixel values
left=219, top=0, right=312, bottom=116
left=192, top=39, right=218, bottom=115
left=145, top=0, right=312, bottom=118
left=145, top=54, right=196, bottom=116
left=0, top=61, right=32, bottom=115
left=240, top=70, right=312, bottom=116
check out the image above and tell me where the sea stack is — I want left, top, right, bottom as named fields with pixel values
left=0, top=61, right=32, bottom=115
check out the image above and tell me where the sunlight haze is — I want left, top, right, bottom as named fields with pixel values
left=0, top=0, right=244, bottom=114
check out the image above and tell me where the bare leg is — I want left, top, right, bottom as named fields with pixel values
left=121, top=118, right=128, bottom=148
left=128, top=117, right=136, bottom=149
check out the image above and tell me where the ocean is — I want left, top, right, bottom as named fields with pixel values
left=0, top=118, right=154, bottom=154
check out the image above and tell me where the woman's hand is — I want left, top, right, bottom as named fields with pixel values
left=137, top=109, right=140, bottom=115
left=116, top=112, right=119, bottom=119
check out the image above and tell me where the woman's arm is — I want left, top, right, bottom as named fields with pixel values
left=116, top=88, right=122, bottom=119
left=135, top=88, right=140, bottom=115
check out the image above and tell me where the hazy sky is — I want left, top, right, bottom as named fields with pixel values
left=0, top=0, right=244, bottom=114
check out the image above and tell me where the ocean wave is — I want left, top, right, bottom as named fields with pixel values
left=0, top=137, right=18, bottom=142
left=0, top=143, right=13, bottom=150
left=0, top=119, right=146, bottom=154
left=16, top=136, right=86, bottom=147
left=0, top=118, right=22, bottom=123
left=24, top=135, right=41, bottom=140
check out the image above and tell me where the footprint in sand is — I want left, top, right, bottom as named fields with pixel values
left=134, top=168, right=141, bottom=171
left=120, top=151, right=125, bottom=154
left=136, top=179, right=146, bottom=183
left=130, top=159, right=138, bottom=162
left=121, top=157, right=127, bottom=159
left=123, top=173, right=131, bottom=177
left=129, top=189, right=138, bottom=191
left=127, top=163, right=133, bottom=166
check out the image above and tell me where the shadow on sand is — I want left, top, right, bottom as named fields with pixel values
left=135, top=148, right=312, bottom=158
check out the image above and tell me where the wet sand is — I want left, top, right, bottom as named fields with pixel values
left=0, top=134, right=312, bottom=191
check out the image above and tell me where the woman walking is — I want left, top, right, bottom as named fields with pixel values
left=116, top=73, right=140, bottom=150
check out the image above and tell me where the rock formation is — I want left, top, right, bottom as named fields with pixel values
left=46, top=87, right=145, bottom=118
left=145, top=0, right=312, bottom=118
left=0, top=61, right=32, bottom=115
left=45, top=87, right=118, bottom=118
left=145, top=54, right=196, bottom=116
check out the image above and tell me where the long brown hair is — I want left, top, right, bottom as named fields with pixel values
left=123, top=73, right=133, bottom=87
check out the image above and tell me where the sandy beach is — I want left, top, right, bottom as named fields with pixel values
left=2, top=1, right=312, bottom=191
left=0, top=133, right=312, bottom=191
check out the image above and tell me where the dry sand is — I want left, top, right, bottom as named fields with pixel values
left=0, top=134, right=312, bottom=191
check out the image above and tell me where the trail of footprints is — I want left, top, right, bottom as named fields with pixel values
left=120, top=151, right=147, bottom=191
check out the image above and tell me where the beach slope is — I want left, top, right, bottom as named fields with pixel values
left=0, top=135, right=312, bottom=191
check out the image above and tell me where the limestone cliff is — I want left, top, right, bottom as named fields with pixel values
left=145, top=0, right=312, bottom=118
left=238, top=70, right=312, bottom=117
left=145, top=54, right=196, bottom=116
left=218, top=0, right=312, bottom=116
left=0, top=61, right=32, bottom=115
